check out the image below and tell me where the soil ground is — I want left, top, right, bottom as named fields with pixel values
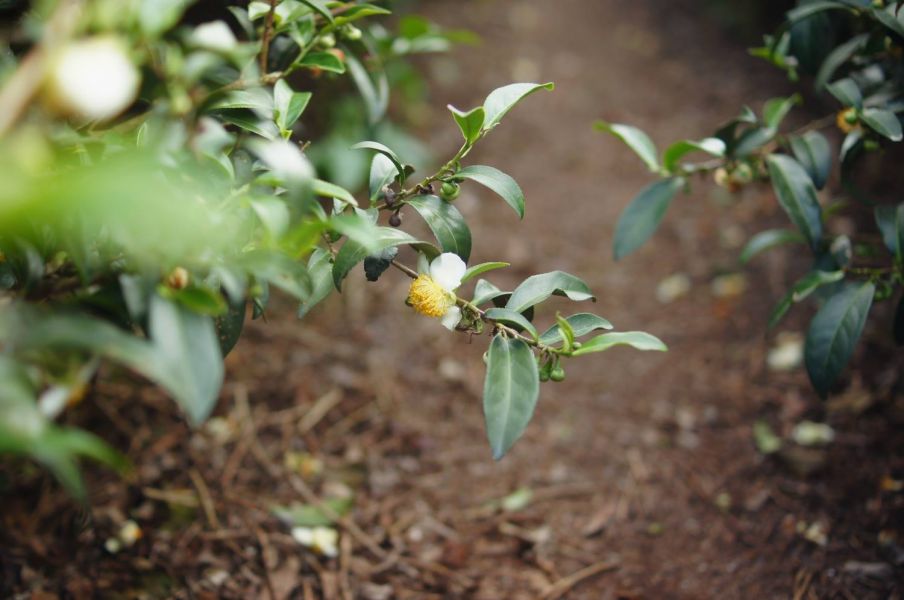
left=2, top=1, right=904, bottom=598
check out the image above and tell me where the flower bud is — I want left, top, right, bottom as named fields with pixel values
left=166, top=267, right=190, bottom=290
left=318, top=33, right=336, bottom=49
left=389, top=212, right=402, bottom=227
left=44, top=37, right=140, bottom=122
left=342, top=25, right=363, bottom=41
left=550, top=366, right=565, bottom=382
left=440, top=181, right=461, bottom=202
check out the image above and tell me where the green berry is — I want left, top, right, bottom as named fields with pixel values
left=550, top=366, right=565, bottom=382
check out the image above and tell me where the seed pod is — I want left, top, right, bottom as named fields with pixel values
left=550, top=366, right=565, bottom=382
left=389, top=212, right=402, bottom=227
left=166, top=267, right=190, bottom=290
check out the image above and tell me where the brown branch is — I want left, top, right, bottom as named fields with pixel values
left=259, top=0, right=279, bottom=74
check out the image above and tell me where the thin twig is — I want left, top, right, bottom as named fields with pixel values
left=541, top=557, right=621, bottom=600
left=259, top=0, right=279, bottom=74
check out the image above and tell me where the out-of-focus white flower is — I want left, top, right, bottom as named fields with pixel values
left=407, top=253, right=466, bottom=330
left=767, top=332, right=804, bottom=372
left=252, top=139, right=314, bottom=182
left=291, top=526, right=339, bottom=557
left=191, top=21, right=237, bottom=52
left=46, top=37, right=140, bottom=121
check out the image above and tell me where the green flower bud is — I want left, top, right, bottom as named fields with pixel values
left=440, top=181, right=460, bottom=202
left=550, top=366, right=565, bottom=382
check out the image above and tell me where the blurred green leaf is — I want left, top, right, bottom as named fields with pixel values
left=789, top=131, right=832, bottom=190
left=613, top=177, right=684, bottom=260
left=861, top=108, right=903, bottom=142
left=740, top=229, right=807, bottom=264
left=482, top=82, right=554, bottom=131
left=827, top=78, right=862, bottom=108
left=298, top=51, right=346, bottom=73
left=595, top=121, right=660, bottom=173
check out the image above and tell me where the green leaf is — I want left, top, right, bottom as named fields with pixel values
left=298, top=248, right=334, bottom=318
left=595, top=121, right=660, bottom=173
left=483, top=336, right=540, bottom=460
left=273, top=81, right=311, bottom=133
left=861, top=108, right=903, bottom=142
left=765, top=155, right=823, bottom=249
left=874, top=204, right=904, bottom=262
left=139, top=0, right=191, bottom=36
left=313, top=179, right=358, bottom=207
left=789, top=131, right=832, bottom=189
left=740, top=229, right=807, bottom=264
left=827, top=78, right=862, bottom=108
left=298, top=51, right=346, bottom=73
left=454, top=165, right=525, bottom=218
left=148, top=296, right=224, bottom=424
left=815, top=33, right=868, bottom=90
left=448, top=105, right=485, bottom=145
left=272, top=497, right=355, bottom=528
left=352, top=141, right=406, bottom=181
left=332, top=228, right=419, bottom=289
left=210, top=88, right=274, bottom=114
left=505, top=271, right=595, bottom=314
left=251, top=197, right=291, bottom=238
left=571, top=331, right=668, bottom=356
left=219, top=113, right=279, bottom=140
left=473, top=279, right=507, bottom=306
left=485, top=308, right=539, bottom=340
left=331, top=4, right=391, bottom=26
left=768, top=270, right=846, bottom=329
left=805, top=282, right=875, bottom=397
left=345, top=51, right=388, bottom=125
left=662, top=138, right=725, bottom=172
left=538, top=313, right=614, bottom=345
left=406, top=195, right=471, bottom=262
left=462, top=262, right=510, bottom=283
left=763, top=95, right=801, bottom=130
left=368, top=153, right=397, bottom=201
left=613, top=177, right=684, bottom=260
left=163, top=285, right=228, bottom=316
left=482, top=82, right=554, bottom=131
left=215, top=300, right=245, bottom=356
left=787, top=1, right=856, bottom=22
left=299, top=0, right=334, bottom=23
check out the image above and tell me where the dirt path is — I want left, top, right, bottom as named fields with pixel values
left=3, top=1, right=902, bottom=599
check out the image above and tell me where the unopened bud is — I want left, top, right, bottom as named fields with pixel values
left=166, top=267, right=190, bottom=290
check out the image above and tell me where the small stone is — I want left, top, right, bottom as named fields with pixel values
left=791, top=421, right=835, bottom=447
left=767, top=332, right=804, bottom=372
left=655, top=273, right=691, bottom=304
left=711, top=273, right=747, bottom=298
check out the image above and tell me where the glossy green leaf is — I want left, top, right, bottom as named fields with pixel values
left=505, top=271, right=594, bottom=314
left=768, top=270, right=846, bottom=329
left=454, top=165, right=525, bottom=218
left=332, top=228, right=419, bottom=289
left=827, top=78, right=862, bottom=108
left=595, top=121, right=660, bottom=173
left=861, top=108, right=903, bottom=142
left=482, top=82, right=554, bottom=131
left=163, top=285, right=228, bottom=316
left=613, top=177, right=684, bottom=260
left=448, top=105, right=485, bottom=145
left=215, top=300, right=245, bottom=356
left=571, top=331, right=668, bottom=356
left=472, top=279, right=507, bottom=306
left=789, top=131, right=832, bottom=189
left=299, top=0, right=334, bottom=23
left=766, top=155, right=823, bottom=249
left=815, top=33, right=868, bottom=90
left=406, top=195, right=471, bottom=262
left=298, top=51, right=346, bottom=73
left=662, top=138, right=725, bottom=172
left=352, top=141, right=406, bottom=181
left=740, top=229, right=807, bottom=264
left=805, top=282, right=875, bottom=397
left=368, top=153, right=397, bottom=201
left=483, top=336, right=540, bottom=460
left=462, top=262, right=510, bottom=283
left=485, top=308, right=538, bottom=340
left=139, top=0, right=191, bottom=36
left=273, top=81, right=311, bottom=133
left=298, top=249, right=334, bottom=318
left=344, top=51, right=388, bottom=125
left=763, top=95, right=801, bottom=129
left=538, top=313, right=614, bottom=345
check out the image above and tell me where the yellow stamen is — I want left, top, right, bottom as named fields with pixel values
left=407, top=274, right=454, bottom=318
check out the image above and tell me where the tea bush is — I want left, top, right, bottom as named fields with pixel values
left=0, top=0, right=665, bottom=498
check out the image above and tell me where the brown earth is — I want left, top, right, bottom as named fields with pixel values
left=2, top=1, right=904, bottom=599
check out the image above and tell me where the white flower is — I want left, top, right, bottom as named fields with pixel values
left=407, top=252, right=466, bottom=331
left=46, top=37, right=140, bottom=121
left=191, top=21, right=237, bottom=52
left=291, top=526, right=339, bottom=557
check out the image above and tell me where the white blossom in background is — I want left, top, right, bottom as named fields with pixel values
left=45, top=37, right=140, bottom=121
left=191, top=21, right=237, bottom=52
left=291, top=526, right=339, bottom=557
left=407, top=252, right=467, bottom=330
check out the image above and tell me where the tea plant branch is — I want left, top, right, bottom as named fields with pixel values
left=388, top=258, right=567, bottom=355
